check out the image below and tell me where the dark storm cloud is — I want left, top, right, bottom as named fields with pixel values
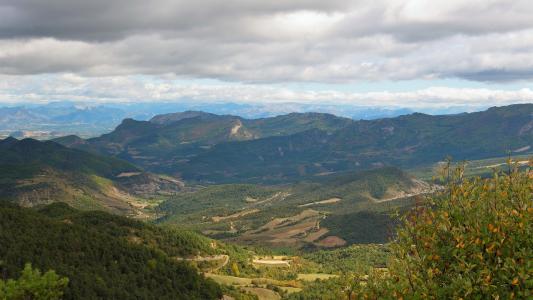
left=0, top=0, right=348, bottom=40
left=0, top=0, right=532, bottom=83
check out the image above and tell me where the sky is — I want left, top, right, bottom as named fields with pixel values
left=1, top=0, right=533, bottom=109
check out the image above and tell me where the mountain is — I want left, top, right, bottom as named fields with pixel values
left=150, top=110, right=218, bottom=125
left=0, top=101, right=422, bottom=140
left=0, top=201, right=223, bottom=299
left=0, top=103, right=130, bottom=139
left=0, top=107, right=49, bottom=126
left=55, top=104, right=532, bottom=183
left=0, top=137, right=183, bottom=216
left=175, top=104, right=533, bottom=182
left=156, top=167, right=434, bottom=248
left=55, top=111, right=353, bottom=172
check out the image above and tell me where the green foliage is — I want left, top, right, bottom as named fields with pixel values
left=0, top=202, right=222, bottom=299
left=409, top=154, right=533, bottom=181
left=0, top=263, right=68, bottom=300
left=231, top=262, right=241, bottom=276
left=220, top=285, right=259, bottom=300
left=282, top=276, right=357, bottom=300
left=355, top=163, right=533, bottom=299
left=321, top=211, right=396, bottom=244
left=0, top=138, right=137, bottom=178
left=39, top=202, right=218, bottom=258
left=157, top=184, right=278, bottom=226
left=303, top=244, right=390, bottom=274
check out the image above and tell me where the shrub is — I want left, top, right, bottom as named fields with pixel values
left=0, top=263, right=68, bottom=300
left=355, top=161, right=532, bottom=299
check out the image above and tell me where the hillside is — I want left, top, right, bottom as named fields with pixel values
left=0, top=201, right=223, bottom=299
left=0, top=137, right=183, bottom=216
left=157, top=167, right=434, bottom=248
left=177, top=104, right=533, bottom=182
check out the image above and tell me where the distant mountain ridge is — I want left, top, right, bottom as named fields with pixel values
left=55, top=104, right=533, bottom=183
left=3, top=101, right=492, bottom=140
left=0, top=103, right=127, bottom=138
left=175, top=104, right=533, bottom=182
left=55, top=111, right=353, bottom=173
left=150, top=110, right=219, bottom=125
left=0, top=102, right=418, bottom=139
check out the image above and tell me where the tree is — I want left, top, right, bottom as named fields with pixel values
left=355, top=161, right=532, bottom=299
left=231, top=262, right=241, bottom=277
left=0, top=263, right=69, bottom=300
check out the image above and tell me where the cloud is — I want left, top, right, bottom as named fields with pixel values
left=1, top=74, right=532, bottom=109
left=0, top=0, right=532, bottom=83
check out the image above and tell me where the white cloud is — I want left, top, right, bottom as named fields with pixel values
left=0, top=74, right=532, bottom=109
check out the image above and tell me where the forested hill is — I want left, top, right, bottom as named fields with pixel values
left=0, top=201, right=222, bottom=299
left=0, top=137, right=137, bottom=176
left=55, top=104, right=532, bottom=183
left=0, top=138, right=183, bottom=214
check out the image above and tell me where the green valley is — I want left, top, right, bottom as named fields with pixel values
left=156, top=167, right=436, bottom=248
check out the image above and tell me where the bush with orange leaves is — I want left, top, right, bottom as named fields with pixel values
left=354, top=160, right=532, bottom=299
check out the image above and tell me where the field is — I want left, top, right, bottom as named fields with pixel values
left=242, top=287, right=280, bottom=300
left=206, top=273, right=253, bottom=286
left=206, top=271, right=339, bottom=299
left=200, top=242, right=393, bottom=299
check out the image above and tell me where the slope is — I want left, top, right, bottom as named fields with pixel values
left=0, top=201, right=222, bottom=299
left=0, top=137, right=183, bottom=216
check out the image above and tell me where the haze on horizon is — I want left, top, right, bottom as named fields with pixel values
left=1, top=0, right=533, bottom=110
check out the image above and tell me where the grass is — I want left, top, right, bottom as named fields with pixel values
left=206, top=273, right=286, bottom=300
left=205, top=273, right=253, bottom=286
left=296, top=274, right=338, bottom=281
left=240, top=287, right=280, bottom=300
left=278, top=287, right=302, bottom=294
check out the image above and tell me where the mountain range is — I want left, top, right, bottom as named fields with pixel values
left=0, top=101, right=490, bottom=139
left=55, top=104, right=533, bottom=183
